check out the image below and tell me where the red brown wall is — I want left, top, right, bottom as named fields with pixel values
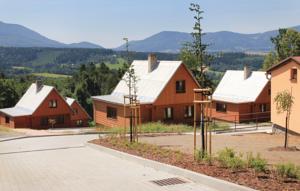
left=211, top=82, right=271, bottom=123
left=32, top=89, right=72, bottom=129
left=70, top=101, right=90, bottom=127
left=93, top=63, right=201, bottom=127
left=152, top=64, right=200, bottom=124
left=211, top=102, right=240, bottom=122
left=93, top=100, right=128, bottom=127
left=154, top=64, right=199, bottom=106
left=151, top=104, right=196, bottom=125
left=0, top=114, right=15, bottom=128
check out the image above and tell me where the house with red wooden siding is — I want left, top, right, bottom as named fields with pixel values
left=92, top=54, right=201, bottom=127
left=0, top=81, right=89, bottom=129
left=66, top=97, right=91, bottom=127
left=211, top=66, right=271, bottom=123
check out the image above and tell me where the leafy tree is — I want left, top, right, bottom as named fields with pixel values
left=262, top=52, right=278, bottom=71
left=0, top=80, right=19, bottom=108
left=262, top=29, right=300, bottom=70
left=272, top=29, right=300, bottom=60
left=180, top=3, right=213, bottom=87
left=70, top=62, right=120, bottom=116
left=274, top=90, right=294, bottom=148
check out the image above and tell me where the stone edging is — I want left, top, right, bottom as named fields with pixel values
left=87, top=142, right=256, bottom=191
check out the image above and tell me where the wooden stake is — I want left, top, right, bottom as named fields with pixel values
left=193, top=92, right=197, bottom=157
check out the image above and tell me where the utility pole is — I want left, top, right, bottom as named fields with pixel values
left=123, top=37, right=133, bottom=142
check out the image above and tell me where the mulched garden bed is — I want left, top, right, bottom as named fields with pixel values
left=269, top=146, right=300, bottom=152
left=89, top=137, right=300, bottom=191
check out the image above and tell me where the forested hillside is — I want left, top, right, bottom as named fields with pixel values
left=0, top=47, right=178, bottom=75
left=0, top=47, right=265, bottom=117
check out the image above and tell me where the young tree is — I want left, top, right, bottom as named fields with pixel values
left=274, top=90, right=294, bottom=148
left=122, top=38, right=139, bottom=142
left=181, top=3, right=213, bottom=154
left=180, top=3, right=213, bottom=87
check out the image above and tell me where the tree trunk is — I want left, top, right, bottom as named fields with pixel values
left=284, top=116, right=288, bottom=148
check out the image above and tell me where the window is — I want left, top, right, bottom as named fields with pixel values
left=40, top=117, right=48, bottom=126
left=56, top=116, right=64, bottom=124
left=216, top=102, right=227, bottom=112
left=73, top=108, right=78, bottom=115
left=176, top=80, right=186, bottom=93
left=49, top=100, right=57, bottom=108
left=5, top=116, right=10, bottom=124
left=291, top=68, right=297, bottom=80
left=76, top=120, right=83, bottom=126
left=107, top=107, right=117, bottom=119
left=259, top=104, right=267, bottom=112
left=164, top=107, right=173, bottom=120
left=185, top=106, right=194, bottom=118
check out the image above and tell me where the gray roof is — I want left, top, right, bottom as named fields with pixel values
left=0, top=83, right=54, bottom=117
left=0, top=106, right=33, bottom=117
left=213, top=70, right=269, bottom=103
left=93, top=60, right=183, bottom=104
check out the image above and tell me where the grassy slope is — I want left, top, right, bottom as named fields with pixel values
left=32, top=73, right=71, bottom=78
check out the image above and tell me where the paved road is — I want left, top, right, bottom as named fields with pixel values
left=0, top=135, right=216, bottom=191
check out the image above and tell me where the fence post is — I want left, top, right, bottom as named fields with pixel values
left=256, top=113, right=258, bottom=130
left=234, top=115, right=237, bottom=132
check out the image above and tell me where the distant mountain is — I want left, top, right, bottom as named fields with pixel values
left=116, top=26, right=300, bottom=53
left=0, top=21, right=103, bottom=48
left=68, top=42, right=103, bottom=49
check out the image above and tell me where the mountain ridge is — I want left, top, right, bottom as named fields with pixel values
left=0, top=21, right=103, bottom=49
left=116, top=26, right=300, bottom=53
left=1, top=21, right=299, bottom=52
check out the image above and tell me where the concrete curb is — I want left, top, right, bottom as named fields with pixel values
left=87, top=142, right=256, bottom=191
left=0, top=132, right=106, bottom=142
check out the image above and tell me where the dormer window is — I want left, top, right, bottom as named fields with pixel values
left=176, top=80, right=186, bottom=93
left=290, top=68, right=297, bottom=81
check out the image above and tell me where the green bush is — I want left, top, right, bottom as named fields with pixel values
left=88, top=121, right=96, bottom=127
left=195, top=150, right=214, bottom=165
left=217, top=148, right=245, bottom=171
left=276, top=163, right=300, bottom=179
left=246, top=152, right=268, bottom=173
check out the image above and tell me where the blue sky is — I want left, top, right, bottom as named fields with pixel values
left=0, top=0, right=299, bottom=48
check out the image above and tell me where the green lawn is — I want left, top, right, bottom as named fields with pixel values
left=95, top=121, right=232, bottom=134
left=95, top=122, right=194, bottom=134
left=104, top=58, right=126, bottom=70
left=211, top=121, right=231, bottom=131
left=32, top=73, right=71, bottom=78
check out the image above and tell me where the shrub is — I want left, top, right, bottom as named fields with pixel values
left=204, top=153, right=214, bottom=166
left=88, top=120, right=96, bottom=127
left=217, top=148, right=245, bottom=171
left=276, top=163, right=300, bottom=179
left=217, top=148, right=235, bottom=167
left=246, top=152, right=268, bottom=173
left=195, top=149, right=206, bottom=162
left=195, top=150, right=214, bottom=165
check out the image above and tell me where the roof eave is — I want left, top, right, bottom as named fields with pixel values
left=267, top=57, right=300, bottom=74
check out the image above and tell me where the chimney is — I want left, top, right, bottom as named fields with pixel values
left=148, top=54, right=157, bottom=73
left=36, top=79, right=43, bottom=93
left=244, top=65, right=251, bottom=80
